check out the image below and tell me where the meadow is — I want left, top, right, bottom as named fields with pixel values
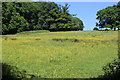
left=1, top=31, right=118, bottom=78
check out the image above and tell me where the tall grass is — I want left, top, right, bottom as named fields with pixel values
left=2, top=31, right=118, bottom=78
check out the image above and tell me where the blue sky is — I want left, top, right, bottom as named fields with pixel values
left=32, top=0, right=118, bottom=30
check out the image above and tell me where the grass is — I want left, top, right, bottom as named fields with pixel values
left=16, top=30, right=50, bottom=35
left=2, top=30, right=118, bottom=78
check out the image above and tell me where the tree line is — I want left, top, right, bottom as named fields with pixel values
left=96, top=2, right=120, bottom=31
left=2, top=2, right=84, bottom=35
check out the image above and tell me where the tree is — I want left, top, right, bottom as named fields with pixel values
left=2, top=2, right=29, bottom=34
left=2, top=0, right=32, bottom=2
left=93, top=27, right=99, bottom=31
left=71, top=17, right=84, bottom=31
left=116, top=2, right=120, bottom=30
left=2, top=2, right=84, bottom=34
left=96, top=2, right=120, bottom=30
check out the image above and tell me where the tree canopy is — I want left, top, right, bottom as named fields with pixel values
left=96, top=2, right=120, bottom=30
left=2, top=2, right=84, bottom=34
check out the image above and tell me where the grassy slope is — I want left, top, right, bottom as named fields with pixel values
left=2, top=31, right=118, bottom=78
left=16, top=30, right=50, bottom=35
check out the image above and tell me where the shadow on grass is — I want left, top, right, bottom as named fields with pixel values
left=1, top=63, right=39, bottom=80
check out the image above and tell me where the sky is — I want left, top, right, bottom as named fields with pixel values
left=32, top=0, right=119, bottom=30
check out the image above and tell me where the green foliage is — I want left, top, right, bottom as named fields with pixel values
left=2, top=2, right=29, bottom=34
left=2, top=2, right=84, bottom=35
left=2, top=63, right=37, bottom=80
left=93, top=27, right=99, bottom=30
left=96, top=1, right=120, bottom=30
left=2, top=0, right=32, bottom=2
left=100, top=59, right=120, bottom=79
left=71, top=17, right=84, bottom=30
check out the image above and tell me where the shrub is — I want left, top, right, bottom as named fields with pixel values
left=10, top=38, right=17, bottom=40
left=93, top=27, right=99, bottom=31
left=100, top=59, right=120, bottom=79
left=35, top=38, right=41, bottom=40
left=2, top=63, right=37, bottom=80
left=52, top=38, right=80, bottom=42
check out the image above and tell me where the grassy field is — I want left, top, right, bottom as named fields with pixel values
left=2, top=31, right=118, bottom=78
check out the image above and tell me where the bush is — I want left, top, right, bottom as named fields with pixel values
left=52, top=38, right=80, bottom=42
left=100, top=59, right=120, bottom=79
left=93, top=27, right=99, bottom=31
left=10, top=38, right=17, bottom=40
left=2, top=63, right=37, bottom=80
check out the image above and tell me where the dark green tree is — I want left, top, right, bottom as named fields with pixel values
left=96, top=2, right=120, bottom=30
left=2, top=2, right=29, bottom=34
left=2, top=2, right=84, bottom=34
left=71, top=17, right=84, bottom=31
left=93, top=27, right=99, bottom=31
